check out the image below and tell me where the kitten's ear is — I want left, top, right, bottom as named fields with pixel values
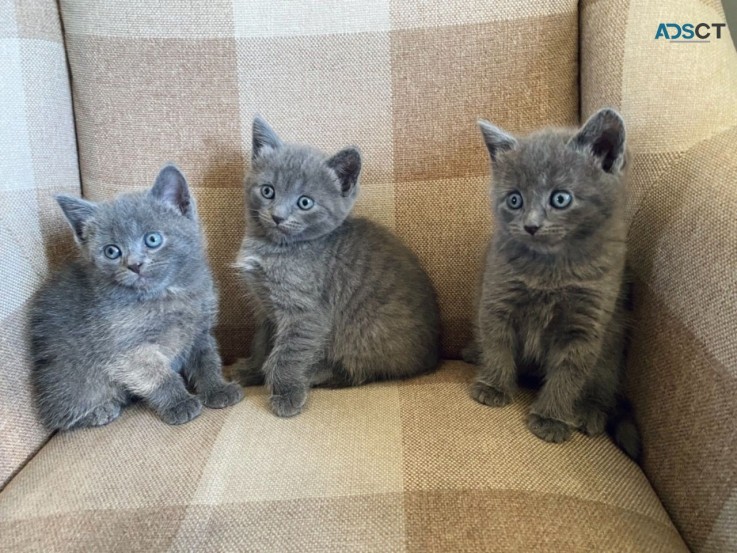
left=327, top=147, right=361, bottom=196
left=150, top=164, right=196, bottom=219
left=56, top=195, right=98, bottom=243
left=252, top=116, right=282, bottom=161
left=568, top=108, right=626, bottom=173
left=478, top=120, right=518, bottom=161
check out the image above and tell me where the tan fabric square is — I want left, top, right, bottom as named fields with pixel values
left=394, top=176, right=491, bottom=357
left=620, top=0, right=737, bottom=153
left=14, top=0, right=63, bottom=42
left=171, top=496, right=406, bottom=552
left=236, top=32, right=394, bottom=189
left=65, top=36, right=243, bottom=191
left=0, top=404, right=230, bottom=520
left=404, top=489, right=688, bottom=553
left=399, top=362, right=674, bottom=526
left=580, top=0, right=629, bottom=113
left=233, top=0, right=391, bottom=38
left=389, top=0, right=576, bottom=31
left=390, top=14, right=579, bottom=183
left=59, top=0, right=235, bottom=38
left=183, top=383, right=404, bottom=504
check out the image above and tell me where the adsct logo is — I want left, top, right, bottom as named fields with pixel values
left=655, top=22, right=727, bottom=42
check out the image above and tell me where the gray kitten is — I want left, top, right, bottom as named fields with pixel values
left=30, top=165, right=243, bottom=430
left=465, top=108, right=640, bottom=460
left=236, top=117, right=440, bottom=417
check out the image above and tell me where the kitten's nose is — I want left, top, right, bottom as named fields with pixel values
left=127, top=263, right=143, bottom=274
left=272, top=214, right=284, bottom=225
left=524, top=225, right=540, bottom=236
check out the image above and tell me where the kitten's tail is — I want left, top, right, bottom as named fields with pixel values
left=607, top=396, right=642, bottom=462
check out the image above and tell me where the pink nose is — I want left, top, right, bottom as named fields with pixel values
left=128, top=263, right=143, bottom=274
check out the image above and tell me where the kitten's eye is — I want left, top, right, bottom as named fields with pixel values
left=261, top=185, right=275, bottom=199
left=506, top=192, right=523, bottom=210
left=297, top=195, right=314, bottom=210
left=103, top=245, right=121, bottom=260
left=144, top=232, right=163, bottom=249
left=550, top=190, right=573, bottom=209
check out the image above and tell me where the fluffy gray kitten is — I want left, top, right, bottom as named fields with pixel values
left=465, top=108, right=640, bottom=460
left=31, top=165, right=243, bottom=430
left=236, top=117, right=440, bottom=417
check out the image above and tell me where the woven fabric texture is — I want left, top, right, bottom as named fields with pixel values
left=0, top=362, right=689, bottom=552
left=0, top=0, right=80, bottom=488
left=582, top=1, right=737, bottom=552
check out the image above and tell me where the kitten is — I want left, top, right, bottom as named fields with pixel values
left=30, top=165, right=243, bottom=430
left=236, top=117, right=440, bottom=417
left=466, top=108, right=641, bottom=460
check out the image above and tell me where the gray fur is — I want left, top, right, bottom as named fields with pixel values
left=468, top=109, right=641, bottom=460
left=30, top=164, right=243, bottom=431
left=236, top=117, right=440, bottom=417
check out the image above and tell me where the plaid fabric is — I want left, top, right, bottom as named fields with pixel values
left=57, top=0, right=580, bottom=361
left=582, top=1, right=737, bottom=552
left=0, top=362, right=689, bottom=552
left=0, top=0, right=80, bottom=488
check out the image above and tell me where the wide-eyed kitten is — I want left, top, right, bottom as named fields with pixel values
left=31, top=165, right=243, bottom=430
left=236, top=117, right=440, bottom=417
left=465, top=108, right=640, bottom=460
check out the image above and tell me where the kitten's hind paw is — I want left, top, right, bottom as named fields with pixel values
left=528, top=413, right=573, bottom=443
left=77, top=402, right=122, bottom=428
left=234, top=357, right=266, bottom=387
left=578, top=407, right=607, bottom=436
left=159, top=396, right=202, bottom=425
left=461, top=343, right=480, bottom=365
left=270, top=389, right=307, bottom=418
left=470, top=381, right=512, bottom=407
left=202, top=382, right=244, bottom=409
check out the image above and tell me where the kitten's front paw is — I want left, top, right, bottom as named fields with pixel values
left=577, top=407, right=607, bottom=436
left=528, top=413, right=573, bottom=443
left=79, top=402, right=122, bottom=428
left=270, top=388, right=307, bottom=418
left=470, top=381, right=512, bottom=407
left=202, top=382, right=244, bottom=409
left=159, top=396, right=202, bottom=425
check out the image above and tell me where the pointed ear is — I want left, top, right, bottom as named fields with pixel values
left=327, top=147, right=361, bottom=196
left=150, top=164, right=196, bottom=219
left=56, top=195, right=98, bottom=243
left=478, top=120, right=518, bottom=161
left=568, top=108, right=626, bottom=173
left=252, top=116, right=282, bottom=161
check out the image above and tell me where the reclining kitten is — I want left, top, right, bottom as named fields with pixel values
left=236, top=117, right=440, bottom=417
left=31, top=165, right=243, bottom=430
left=465, top=108, right=641, bottom=460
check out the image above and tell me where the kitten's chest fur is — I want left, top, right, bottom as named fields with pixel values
left=104, top=285, right=215, bottom=354
left=238, top=236, right=327, bottom=315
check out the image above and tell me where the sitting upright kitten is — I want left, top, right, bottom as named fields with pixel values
left=31, top=165, right=243, bottom=430
left=466, top=108, right=640, bottom=460
left=236, top=117, right=440, bottom=417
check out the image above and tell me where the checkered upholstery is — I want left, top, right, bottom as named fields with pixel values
left=0, top=0, right=735, bottom=551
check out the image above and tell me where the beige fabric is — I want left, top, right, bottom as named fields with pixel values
left=0, top=362, right=688, bottom=552
left=58, top=0, right=580, bottom=360
left=0, top=0, right=80, bottom=488
left=582, top=1, right=737, bottom=552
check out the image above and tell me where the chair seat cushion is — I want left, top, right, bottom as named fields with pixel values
left=0, top=362, right=687, bottom=552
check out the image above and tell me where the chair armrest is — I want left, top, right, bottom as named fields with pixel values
left=581, top=2, right=737, bottom=552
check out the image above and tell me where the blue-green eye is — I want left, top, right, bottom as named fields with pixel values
left=104, top=245, right=121, bottom=260
left=144, top=232, right=163, bottom=248
left=261, top=185, right=275, bottom=199
left=297, top=196, right=314, bottom=210
left=550, top=190, right=573, bottom=209
left=506, top=192, right=523, bottom=210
